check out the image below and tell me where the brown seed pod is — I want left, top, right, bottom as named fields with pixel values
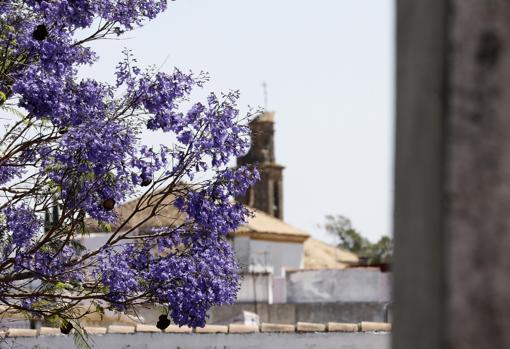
left=32, top=24, right=48, bottom=41
left=140, top=176, right=152, bottom=187
left=156, top=315, right=171, bottom=330
left=60, top=322, right=73, bottom=334
left=102, top=198, right=115, bottom=211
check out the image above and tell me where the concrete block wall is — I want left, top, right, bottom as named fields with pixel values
left=1, top=322, right=391, bottom=349
left=208, top=302, right=391, bottom=324
left=286, top=269, right=392, bottom=303
left=126, top=302, right=390, bottom=326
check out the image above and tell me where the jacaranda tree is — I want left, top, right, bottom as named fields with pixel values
left=0, top=0, right=258, bottom=333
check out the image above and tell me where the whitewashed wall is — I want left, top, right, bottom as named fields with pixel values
left=286, top=269, right=392, bottom=303
left=248, top=239, right=304, bottom=277
left=78, top=232, right=112, bottom=251
left=4, top=332, right=391, bottom=349
left=236, top=273, right=272, bottom=303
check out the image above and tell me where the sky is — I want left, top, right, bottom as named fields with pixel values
left=81, top=0, right=395, bottom=244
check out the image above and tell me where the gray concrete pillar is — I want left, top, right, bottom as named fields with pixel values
left=395, top=1, right=510, bottom=349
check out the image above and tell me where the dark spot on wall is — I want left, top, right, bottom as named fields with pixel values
left=476, top=31, right=502, bottom=69
left=469, top=112, right=483, bottom=123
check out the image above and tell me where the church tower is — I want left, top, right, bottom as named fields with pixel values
left=237, top=111, right=285, bottom=219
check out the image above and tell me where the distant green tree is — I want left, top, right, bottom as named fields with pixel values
left=364, top=235, right=393, bottom=264
left=325, top=215, right=393, bottom=264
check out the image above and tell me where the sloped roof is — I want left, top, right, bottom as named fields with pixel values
left=303, top=238, right=359, bottom=269
left=85, top=195, right=360, bottom=269
left=235, top=209, right=310, bottom=242
left=86, top=194, right=309, bottom=243
left=85, top=190, right=185, bottom=233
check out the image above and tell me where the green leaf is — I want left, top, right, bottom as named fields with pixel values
left=98, top=222, right=112, bottom=232
left=94, top=302, right=105, bottom=315
left=73, top=325, right=93, bottom=349
left=54, top=282, right=67, bottom=290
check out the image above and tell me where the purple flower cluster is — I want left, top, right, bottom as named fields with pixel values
left=4, top=204, right=41, bottom=249
left=15, top=245, right=82, bottom=282
left=0, top=0, right=258, bottom=326
left=22, top=0, right=167, bottom=29
left=0, top=165, right=24, bottom=186
left=97, top=235, right=240, bottom=327
left=182, top=168, right=259, bottom=237
left=44, top=117, right=137, bottom=222
left=96, top=165, right=259, bottom=325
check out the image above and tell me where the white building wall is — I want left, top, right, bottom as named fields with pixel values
left=78, top=232, right=113, bottom=251
left=286, top=269, right=392, bottom=303
left=249, top=240, right=304, bottom=277
left=272, top=276, right=287, bottom=304
left=236, top=273, right=273, bottom=303
left=232, top=236, right=251, bottom=271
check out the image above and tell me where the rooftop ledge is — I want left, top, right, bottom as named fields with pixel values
left=1, top=322, right=391, bottom=337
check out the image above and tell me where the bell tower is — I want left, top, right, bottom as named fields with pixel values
left=237, top=111, right=284, bottom=219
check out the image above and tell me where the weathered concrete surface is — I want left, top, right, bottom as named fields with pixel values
left=286, top=269, right=391, bottom=303
left=3, top=332, right=390, bottom=349
left=394, top=1, right=448, bottom=349
left=129, top=302, right=389, bottom=328
left=237, top=272, right=273, bottom=303
left=447, top=2, right=510, bottom=349
left=396, top=1, right=510, bottom=349
left=294, top=303, right=389, bottom=324
left=4, top=302, right=392, bottom=332
left=207, top=302, right=389, bottom=324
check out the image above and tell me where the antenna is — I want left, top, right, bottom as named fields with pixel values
left=261, top=81, right=268, bottom=110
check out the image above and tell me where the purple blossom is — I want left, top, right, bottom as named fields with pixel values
left=96, top=237, right=240, bottom=327
left=4, top=204, right=41, bottom=249
left=0, top=0, right=259, bottom=327
left=0, top=165, right=24, bottom=186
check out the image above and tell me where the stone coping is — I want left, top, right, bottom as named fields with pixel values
left=3, top=322, right=391, bottom=337
left=228, top=324, right=259, bottom=333
left=164, top=325, right=193, bottom=333
left=195, top=325, right=228, bottom=334
left=107, top=325, right=135, bottom=334
left=296, top=322, right=327, bottom=332
left=260, top=323, right=295, bottom=333
left=360, top=321, right=392, bottom=332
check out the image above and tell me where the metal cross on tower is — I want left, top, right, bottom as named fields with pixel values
left=261, top=81, right=268, bottom=110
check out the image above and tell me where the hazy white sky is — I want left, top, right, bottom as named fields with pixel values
left=83, top=0, right=395, bottom=243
